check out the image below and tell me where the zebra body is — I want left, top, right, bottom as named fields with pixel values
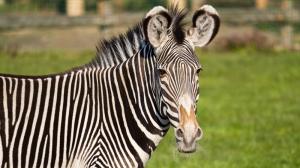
left=0, top=4, right=220, bottom=168
left=0, top=45, right=167, bottom=167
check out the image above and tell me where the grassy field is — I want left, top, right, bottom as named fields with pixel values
left=0, top=49, right=299, bottom=168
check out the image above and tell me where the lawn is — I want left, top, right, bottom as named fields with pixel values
left=0, top=49, right=299, bottom=168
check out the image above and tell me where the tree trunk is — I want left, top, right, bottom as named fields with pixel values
left=112, top=0, right=124, bottom=12
left=168, top=0, right=187, bottom=9
left=256, top=0, right=269, bottom=10
left=67, top=0, right=85, bottom=17
left=97, top=0, right=113, bottom=17
left=281, top=0, right=294, bottom=49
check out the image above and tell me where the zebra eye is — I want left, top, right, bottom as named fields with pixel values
left=196, top=67, right=203, bottom=74
left=158, top=69, right=168, bottom=78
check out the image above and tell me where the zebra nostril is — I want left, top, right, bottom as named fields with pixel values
left=175, top=128, right=184, bottom=140
left=195, top=128, right=202, bottom=140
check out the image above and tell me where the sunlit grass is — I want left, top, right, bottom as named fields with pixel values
left=149, top=49, right=300, bottom=168
left=0, top=50, right=93, bottom=75
left=0, top=49, right=299, bottom=168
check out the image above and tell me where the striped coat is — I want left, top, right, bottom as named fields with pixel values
left=0, top=45, right=167, bottom=167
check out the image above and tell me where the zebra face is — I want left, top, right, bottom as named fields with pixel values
left=157, top=41, right=203, bottom=153
left=144, top=5, right=220, bottom=153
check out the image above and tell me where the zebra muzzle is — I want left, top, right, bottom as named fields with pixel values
left=175, top=105, right=202, bottom=153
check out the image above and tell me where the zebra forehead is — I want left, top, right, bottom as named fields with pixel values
left=159, top=58, right=200, bottom=70
left=163, top=53, right=200, bottom=66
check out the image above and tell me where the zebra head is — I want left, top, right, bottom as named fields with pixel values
left=144, top=5, right=220, bottom=153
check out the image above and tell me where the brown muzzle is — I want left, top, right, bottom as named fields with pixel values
left=175, top=105, right=202, bottom=153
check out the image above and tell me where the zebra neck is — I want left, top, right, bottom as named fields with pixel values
left=0, top=54, right=170, bottom=167
left=88, top=23, right=145, bottom=68
left=98, top=45, right=170, bottom=166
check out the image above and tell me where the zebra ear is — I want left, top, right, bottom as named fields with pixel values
left=187, top=5, right=220, bottom=47
left=143, top=6, right=172, bottom=48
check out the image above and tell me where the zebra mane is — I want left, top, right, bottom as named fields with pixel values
left=86, top=23, right=145, bottom=68
left=168, top=5, right=188, bottom=44
left=85, top=4, right=187, bottom=68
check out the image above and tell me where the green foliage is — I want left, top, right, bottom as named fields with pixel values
left=85, top=0, right=98, bottom=12
left=0, top=0, right=61, bottom=13
left=0, top=3, right=39, bottom=13
left=56, top=0, right=65, bottom=13
left=0, top=49, right=299, bottom=167
left=255, top=22, right=300, bottom=34
left=124, top=0, right=166, bottom=11
left=208, top=0, right=254, bottom=8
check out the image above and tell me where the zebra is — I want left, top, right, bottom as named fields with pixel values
left=0, top=4, right=220, bottom=168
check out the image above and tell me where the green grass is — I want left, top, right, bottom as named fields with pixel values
left=0, top=49, right=299, bottom=167
left=0, top=51, right=93, bottom=75
left=0, top=3, right=58, bottom=14
left=0, top=4, right=39, bottom=14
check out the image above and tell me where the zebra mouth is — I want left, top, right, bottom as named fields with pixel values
left=178, top=147, right=196, bottom=153
left=176, top=139, right=197, bottom=153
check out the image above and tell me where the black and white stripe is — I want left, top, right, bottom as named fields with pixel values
left=0, top=4, right=220, bottom=168
left=0, top=44, right=169, bottom=167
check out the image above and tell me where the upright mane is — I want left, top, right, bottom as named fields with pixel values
left=85, top=4, right=187, bottom=68
left=168, top=5, right=188, bottom=44
left=85, top=23, right=145, bottom=68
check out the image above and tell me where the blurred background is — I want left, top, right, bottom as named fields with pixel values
left=0, top=0, right=299, bottom=168
left=0, top=0, right=299, bottom=52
